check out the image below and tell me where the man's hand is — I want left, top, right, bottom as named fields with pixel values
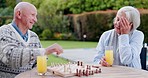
left=45, top=43, right=63, bottom=55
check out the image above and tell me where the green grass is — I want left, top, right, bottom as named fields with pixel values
left=41, top=40, right=97, bottom=49
left=47, top=55, right=69, bottom=66
left=41, top=40, right=98, bottom=66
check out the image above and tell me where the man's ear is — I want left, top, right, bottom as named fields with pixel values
left=16, top=10, right=21, bottom=19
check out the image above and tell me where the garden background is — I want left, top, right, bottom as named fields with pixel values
left=0, top=0, right=148, bottom=42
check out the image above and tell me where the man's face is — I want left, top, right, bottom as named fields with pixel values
left=21, top=6, right=37, bottom=29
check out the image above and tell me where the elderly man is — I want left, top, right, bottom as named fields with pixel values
left=94, top=6, right=144, bottom=69
left=0, top=2, right=63, bottom=78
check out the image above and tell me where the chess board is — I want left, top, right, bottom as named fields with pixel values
left=47, top=62, right=101, bottom=77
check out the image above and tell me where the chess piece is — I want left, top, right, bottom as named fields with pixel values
left=89, top=66, right=91, bottom=70
left=86, top=69, right=89, bottom=76
left=89, top=70, right=91, bottom=75
left=76, top=69, right=78, bottom=76
left=99, top=68, right=101, bottom=73
left=83, top=69, right=85, bottom=76
left=92, top=71, right=94, bottom=75
left=64, top=65, right=66, bottom=72
left=80, top=62, right=83, bottom=66
left=95, top=68, right=99, bottom=73
left=87, top=65, right=89, bottom=69
left=77, top=61, right=80, bottom=66
left=79, top=69, right=82, bottom=77
left=52, top=71, right=55, bottom=74
left=69, top=68, right=72, bottom=73
left=92, top=65, right=100, bottom=68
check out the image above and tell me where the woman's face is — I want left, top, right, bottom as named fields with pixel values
left=113, top=12, right=132, bottom=34
left=113, top=16, right=121, bottom=34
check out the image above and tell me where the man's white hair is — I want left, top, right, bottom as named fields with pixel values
left=117, top=6, right=140, bottom=31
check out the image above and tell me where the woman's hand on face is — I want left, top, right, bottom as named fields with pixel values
left=119, top=12, right=132, bottom=34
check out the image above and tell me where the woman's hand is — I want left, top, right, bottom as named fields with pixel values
left=100, top=56, right=110, bottom=67
left=119, top=12, right=133, bottom=34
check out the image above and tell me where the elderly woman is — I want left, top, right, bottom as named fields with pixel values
left=93, top=6, right=144, bottom=69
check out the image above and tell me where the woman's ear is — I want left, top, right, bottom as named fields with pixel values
left=130, top=22, right=133, bottom=30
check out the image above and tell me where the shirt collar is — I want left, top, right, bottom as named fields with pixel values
left=11, top=21, right=28, bottom=41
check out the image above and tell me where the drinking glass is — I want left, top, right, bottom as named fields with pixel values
left=105, top=46, right=114, bottom=66
left=37, top=55, right=47, bottom=75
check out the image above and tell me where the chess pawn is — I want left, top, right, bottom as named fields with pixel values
left=89, top=70, right=91, bottom=75
left=92, top=71, right=94, bottom=75
left=64, top=65, right=67, bottom=72
left=76, top=69, right=78, bottom=76
left=79, top=69, right=82, bottom=77
left=95, top=68, right=99, bottom=73
left=86, top=65, right=89, bottom=69
left=77, top=61, right=80, bottom=66
left=69, top=68, right=72, bottom=73
left=80, top=62, right=83, bottom=66
left=89, top=66, right=91, bottom=70
left=86, top=69, right=89, bottom=76
left=99, top=68, right=101, bottom=73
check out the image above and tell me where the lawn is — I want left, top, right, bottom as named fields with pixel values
left=41, top=40, right=98, bottom=66
left=41, top=40, right=98, bottom=49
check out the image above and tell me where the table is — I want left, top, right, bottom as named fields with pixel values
left=15, top=65, right=148, bottom=78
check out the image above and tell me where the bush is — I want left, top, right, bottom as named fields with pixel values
left=68, top=11, right=116, bottom=41
left=54, top=32, right=76, bottom=40
left=41, top=29, right=52, bottom=40
left=138, top=12, right=148, bottom=43
left=59, top=0, right=148, bottom=14
left=37, top=0, right=70, bottom=38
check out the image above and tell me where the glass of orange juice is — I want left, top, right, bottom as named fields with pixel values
left=37, top=55, right=47, bottom=75
left=105, top=46, right=114, bottom=66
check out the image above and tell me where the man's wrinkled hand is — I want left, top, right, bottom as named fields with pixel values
left=45, top=43, right=63, bottom=55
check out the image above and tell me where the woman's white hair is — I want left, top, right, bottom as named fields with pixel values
left=117, top=6, right=140, bottom=31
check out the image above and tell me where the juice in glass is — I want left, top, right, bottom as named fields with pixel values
left=105, top=46, right=113, bottom=66
left=105, top=50, right=113, bottom=65
left=37, top=56, right=47, bottom=75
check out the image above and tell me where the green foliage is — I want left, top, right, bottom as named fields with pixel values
left=41, top=29, right=52, bottom=40
left=58, top=0, right=148, bottom=14
left=5, top=0, right=16, bottom=8
left=0, top=7, right=13, bottom=16
left=31, top=24, right=43, bottom=37
left=22, top=0, right=43, bottom=9
left=138, top=14, right=148, bottom=43
left=0, top=6, right=13, bottom=26
left=37, top=0, right=70, bottom=39
left=0, top=0, right=15, bottom=26
left=71, top=12, right=115, bottom=41
left=0, top=0, right=16, bottom=8
left=0, top=0, right=6, bottom=8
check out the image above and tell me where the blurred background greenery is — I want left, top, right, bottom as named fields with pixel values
left=0, top=0, right=148, bottom=42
